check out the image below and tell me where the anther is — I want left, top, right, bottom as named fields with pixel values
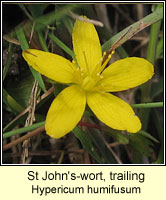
left=111, top=50, right=115, bottom=55
left=103, top=51, right=106, bottom=56
left=108, top=54, right=112, bottom=59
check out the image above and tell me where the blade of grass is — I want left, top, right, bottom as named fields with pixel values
left=16, top=26, right=46, bottom=92
left=98, top=25, right=128, bottom=58
left=48, top=32, right=75, bottom=59
left=139, top=130, right=159, bottom=143
left=3, top=121, right=45, bottom=139
left=37, top=30, right=48, bottom=51
left=3, top=111, right=28, bottom=133
left=102, top=6, right=163, bottom=52
left=3, top=43, right=13, bottom=81
left=18, top=4, right=33, bottom=21
left=62, top=16, right=74, bottom=35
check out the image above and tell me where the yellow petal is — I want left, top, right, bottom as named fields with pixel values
left=45, top=85, right=86, bottom=138
left=87, top=91, right=141, bottom=133
left=72, top=17, right=102, bottom=75
left=97, top=57, right=154, bottom=92
left=22, top=49, right=76, bottom=84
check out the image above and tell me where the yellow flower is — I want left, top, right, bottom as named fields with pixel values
left=22, top=17, right=154, bottom=138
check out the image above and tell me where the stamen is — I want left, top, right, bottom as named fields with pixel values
left=100, top=50, right=115, bottom=73
left=103, top=51, right=106, bottom=56
left=92, top=52, right=107, bottom=76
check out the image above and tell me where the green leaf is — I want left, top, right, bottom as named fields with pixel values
left=7, top=95, right=24, bottom=113
left=6, top=72, right=35, bottom=108
left=3, top=89, right=24, bottom=115
left=3, top=89, right=10, bottom=110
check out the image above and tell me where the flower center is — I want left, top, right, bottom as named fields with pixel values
left=79, top=70, right=103, bottom=91
left=73, top=67, right=101, bottom=91
left=72, top=50, right=115, bottom=91
left=82, top=75, right=97, bottom=90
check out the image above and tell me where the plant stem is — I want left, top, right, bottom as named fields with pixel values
left=132, top=102, right=163, bottom=109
